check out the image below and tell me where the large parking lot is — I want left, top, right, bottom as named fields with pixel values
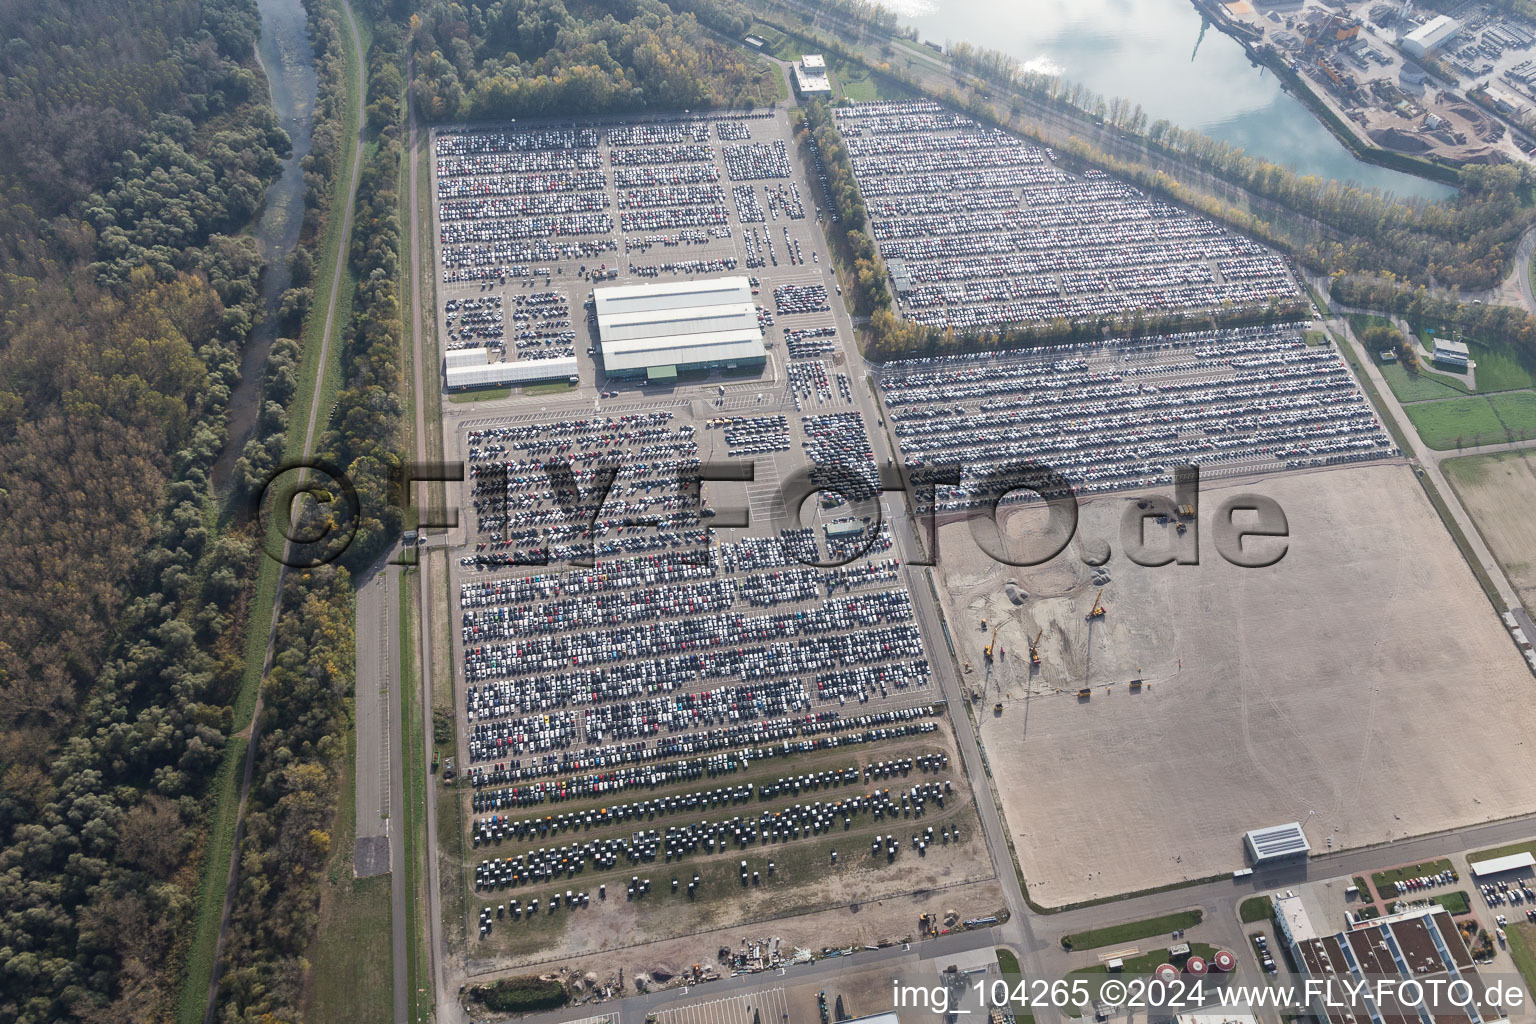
left=876, top=323, right=1399, bottom=511
left=429, top=107, right=1013, bottom=973
left=834, top=100, right=1298, bottom=330
left=432, top=111, right=857, bottom=387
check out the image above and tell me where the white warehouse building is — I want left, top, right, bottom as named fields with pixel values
left=1403, top=14, right=1460, bottom=59
left=443, top=347, right=578, bottom=391
left=593, top=276, right=767, bottom=382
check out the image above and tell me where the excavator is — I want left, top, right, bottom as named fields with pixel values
left=983, top=625, right=999, bottom=661
left=1086, top=587, right=1106, bottom=620
left=1028, top=628, right=1043, bottom=666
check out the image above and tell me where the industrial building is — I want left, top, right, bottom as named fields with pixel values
left=793, top=54, right=833, bottom=97
left=443, top=347, right=578, bottom=390
left=1403, top=14, right=1460, bottom=59
left=1433, top=337, right=1470, bottom=369
left=1243, top=822, right=1310, bottom=865
left=1276, top=897, right=1509, bottom=1024
left=592, top=276, right=767, bottom=382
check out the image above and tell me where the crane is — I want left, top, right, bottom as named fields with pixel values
left=984, top=626, right=999, bottom=661
left=1029, top=629, right=1043, bottom=666
left=1086, top=587, right=1106, bottom=620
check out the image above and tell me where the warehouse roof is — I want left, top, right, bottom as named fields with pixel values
left=1405, top=14, right=1459, bottom=49
left=1245, top=822, right=1309, bottom=860
left=602, top=329, right=765, bottom=373
left=444, top=347, right=489, bottom=369
left=593, top=277, right=766, bottom=374
left=593, top=276, right=753, bottom=319
left=598, top=302, right=759, bottom=342
left=445, top=356, right=576, bottom=389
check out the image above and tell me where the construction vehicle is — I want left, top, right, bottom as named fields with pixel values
left=1029, top=629, right=1043, bottom=666
left=984, top=626, right=999, bottom=661
left=1128, top=678, right=1143, bottom=692
left=1076, top=688, right=1092, bottom=700
left=1086, top=587, right=1106, bottom=620
left=994, top=702, right=1003, bottom=715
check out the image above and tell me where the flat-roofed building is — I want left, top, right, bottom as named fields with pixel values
left=593, top=276, right=766, bottom=381
left=1244, top=822, right=1310, bottom=865
left=1433, top=338, right=1470, bottom=369
left=444, top=355, right=577, bottom=391
left=793, top=54, right=833, bottom=97
left=1469, top=852, right=1536, bottom=877
left=1286, top=904, right=1509, bottom=1024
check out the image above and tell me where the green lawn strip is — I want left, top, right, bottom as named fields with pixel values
left=1407, top=395, right=1536, bottom=450
left=1239, top=896, right=1273, bottom=923
left=1346, top=313, right=1392, bottom=336
left=830, top=56, right=914, bottom=102
left=1062, top=910, right=1203, bottom=951
left=301, top=725, right=394, bottom=1023
left=1433, top=891, right=1471, bottom=915
left=177, top=7, right=369, bottom=1021
left=448, top=387, right=511, bottom=403
left=401, top=569, right=432, bottom=1024
left=1491, top=390, right=1536, bottom=438
left=1303, top=329, right=1326, bottom=347
left=1352, top=877, right=1371, bottom=901
left=1370, top=859, right=1454, bottom=902
left=1508, top=922, right=1536, bottom=996
left=1378, top=360, right=1472, bottom=403
left=1468, top=344, right=1536, bottom=393
left=1470, top=838, right=1536, bottom=862
left=524, top=380, right=574, bottom=396
left=997, top=948, right=1021, bottom=975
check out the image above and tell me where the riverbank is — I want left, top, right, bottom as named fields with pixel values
left=1188, top=0, right=1462, bottom=186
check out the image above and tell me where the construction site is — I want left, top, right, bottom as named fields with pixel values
left=934, top=463, right=1536, bottom=906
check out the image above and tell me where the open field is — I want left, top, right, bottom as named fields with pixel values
left=1405, top=392, right=1536, bottom=450
left=1444, top=448, right=1536, bottom=616
left=938, top=464, right=1536, bottom=907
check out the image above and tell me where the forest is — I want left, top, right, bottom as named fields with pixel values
left=407, top=0, right=779, bottom=120
left=0, top=0, right=292, bottom=1021
left=215, top=3, right=408, bottom=1020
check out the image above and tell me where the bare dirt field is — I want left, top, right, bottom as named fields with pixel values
left=1443, top=447, right=1536, bottom=617
left=936, top=463, right=1536, bottom=907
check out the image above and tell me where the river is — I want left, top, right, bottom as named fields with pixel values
left=214, top=0, right=319, bottom=490
left=893, top=0, right=1454, bottom=200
